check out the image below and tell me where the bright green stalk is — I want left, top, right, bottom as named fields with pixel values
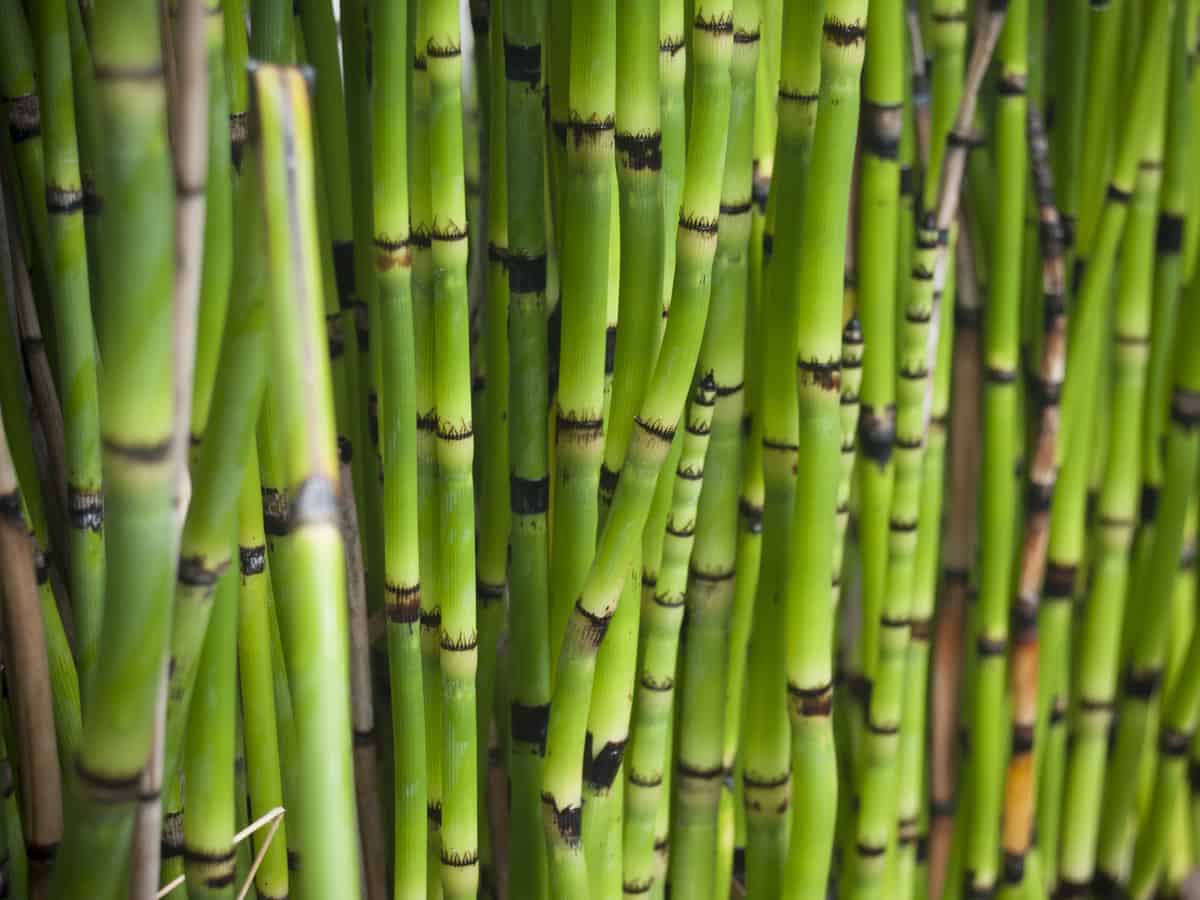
left=741, top=0, right=821, bottom=892
left=1054, top=0, right=1174, bottom=887
left=475, top=11, right=509, bottom=896
left=718, top=157, right=768, bottom=847
left=584, top=0, right=665, bottom=889
left=660, top=0, right=686, bottom=317
left=162, top=147, right=269, bottom=791
left=1130, top=7, right=1191, bottom=643
left=668, top=1, right=756, bottom=890
left=779, top=1, right=867, bottom=897
left=962, top=0, right=1027, bottom=891
left=182, top=564, right=238, bottom=899
left=502, top=0, right=552, bottom=894
left=189, top=5, right=236, bottom=450
left=1049, top=0, right=1087, bottom=273
left=25, top=0, right=105, bottom=701
left=1074, top=0, right=1122, bottom=264
left=236, top=442, right=289, bottom=900
left=372, top=0, right=427, bottom=893
left=421, top=0, right=481, bottom=893
left=1126, top=532, right=1200, bottom=899
left=541, top=0, right=733, bottom=892
left=547, top=0, right=616, bottom=676
left=0, top=0, right=56, bottom=355
left=48, top=0, right=176, bottom=893
left=250, top=0, right=294, bottom=59
left=224, top=0, right=250, bottom=166
left=407, top=4, right=445, bottom=889
left=624, top=377, right=717, bottom=896
left=251, top=62, right=362, bottom=900
left=341, top=0, right=384, bottom=650
left=546, top=0, right=569, bottom=248
left=853, top=0, right=905, bottom=708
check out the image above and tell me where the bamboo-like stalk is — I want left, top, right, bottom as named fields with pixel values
left=407, top=1, right=446, bottom=887
left=961, top=0, right=1027, bottom=892
left=421, top=1, right=482, bottom=894
left=540, top=0, right=733, bottom=893
left=250, top=61, right=362, bottom=900
left=12, top=0, right=107, bottom=703
left=372, top=0, right=428, bottom=893
left=235, top=441, right=289, bottom=900
left=501, top=0, right=552, bottom=893
left=668, top=0, right=756, bottom=889
left=740, top=0, right=821, bottom=891
left=659, top=0, right=686, bottom=324
left=778, top=3, right=867, bottom=898
left=189, top=2, right=236, bottom=453
left=49, top=0, right=177, bottom=893
left=161, top=131, right=269, bottom=793
left=852, top=0, right=903, bottom=718
left=475, top=9, right=509, bottom=896
left=995, top=103, right=1066, bottom=897
left=0, top=394, right=63, bottom=898
left=624, top=376, right=717, bottom=896
left=1051, top=0, right=1174, bottom=887
left=583, top=0, right=665, bottom=889
left=546, top=0, right=616, bottom=678
left=182, top=564, right=238, bottom=899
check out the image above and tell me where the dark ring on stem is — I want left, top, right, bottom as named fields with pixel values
left=1124, top=667, right=1162, bottom=700
left=503, top=39, right=541, bottom=87
left=516, top=705, right=552, bottom=753
left=623, top=879, right=653, bottom=894
left=1011, top=725, right=1034, bottom=755
left=733, top=27, right=761, bottom=43
left=385, top=582, right=421, bottom=623
left=1160, top=727, right=1191, bottom=756
left=511, top=474, right=549, bottom=514
left=426, top=40, right=462, bottom=59
left=440, top=850, right=479, bottom=868
left=634, top=416, right=675, bottom=444
left=823, top=17, right=866, bottom=45
left=7, top=93, right=40, bottom=143
left=261, top=487, right=289, bottom=536
left=616, top=131, right=663, bottom=171
left=1106, top=183, right=1132, bottom=204
left=420, top=608, right=441, bottom=629
left=572, top=599, right=611, bottom=648
left=659, top=34, right=685, bottom=55
left=652, top=592, right=685, bottom=609
left=103, top=435, right=172, bottom=463
left=856, top=842, right=886, bottom=858
left=68, top=487, right=104, bottom=531
left=45, top=185, right=85, bottom=214
left=1157, top=212, right=1185, bottom=253
left=178, top=555, right=227, bottom=588
left=238, top=542, right=267, bottom=578
left=694, top=11, right=734, bottom=33
left=628, top=770, right=662, bottom=788
left=1170, top=387, right=1200, bottom=427
left=977, top=635, right=1007, bottom=657
left=1043, top=561, right=1075, bottom=599
left=541, top=793, right=582, bottom=845
left=606, top=325, right=618, bottom=375
left=76, top=759, right=142, bottom=803
left=640, top=674, right=673, bottom=693
left=584, top=734, right=628, bottom=789
left=94, top=61, right=166, bottom=81
left=440, top=630, right=478, bottom=652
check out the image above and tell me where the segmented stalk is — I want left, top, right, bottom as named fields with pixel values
left=372, top=0, right=427, bottom=894
left=996, top=104, right=1067, bottom=896
left=235, top=442, right=289, bottom=900
left=584, top=0, right=665, bottom=887
left=624, top=375, right=717, bottom=895
left=251, top=62, right=362, bottom=900
left=667, top=1, right=756, bottom=890
left=421, top=1, right=481, bottom=892
left=547, top=0, right=616, bottom=676
left=1053, top=0, right=1174, bottom=887
left=49, top=0, right=176, bottom=892
left=541, top=1, right=733, bottom=893
left=741, top=1, right=822, bottom=891
left=182, top=565, right=238, bottom=898
left=502, top=0, right=552, bottom=893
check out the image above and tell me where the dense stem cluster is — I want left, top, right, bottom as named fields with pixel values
left=5, top=0, right=1200, bottom=898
